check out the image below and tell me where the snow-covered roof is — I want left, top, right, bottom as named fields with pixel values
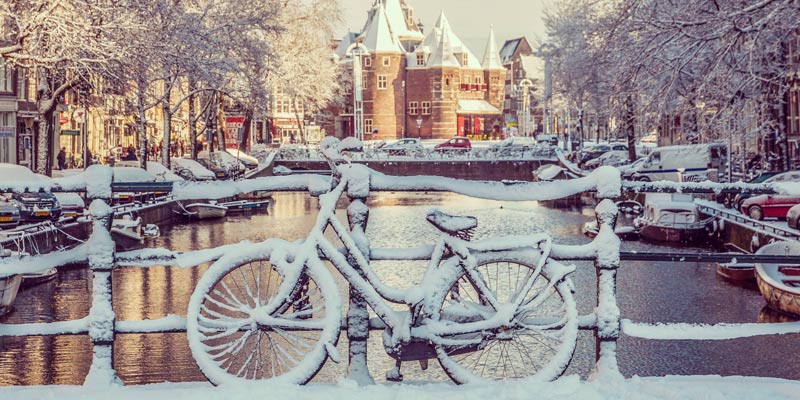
left=358, top=3, right=404, bottom=53
left=427, top=23, right=460, bottom=68
left=413, top=12, right=482, bottom=69
left=500, top=38, right=522, bottom=64
left=335, top=32, right=359, bottom=59
left=481, top=26, right=504, bottom=70
left=383, top=0, right=424, bottom=41
left=457, top=99, right=502, bottom=115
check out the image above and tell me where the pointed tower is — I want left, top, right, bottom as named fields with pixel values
left=482, top=26, right=504, bottom=70
left=357, top=3, right=406, bottom=140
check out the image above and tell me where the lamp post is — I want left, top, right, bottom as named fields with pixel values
left=416, top=117, right=422, bottom=138
left=346, top=42, right=369, bottom=141
left=518, top=79, right=533, bottom=138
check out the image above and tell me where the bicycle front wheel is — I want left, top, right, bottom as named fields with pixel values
left=435, top=258, right=578, bottom=383
left=187, top=251, right=341, bottom=385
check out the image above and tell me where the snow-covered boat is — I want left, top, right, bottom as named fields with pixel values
left=716, top=262, right=755, bottom=283
left=634, top=194, right=712, bottom=243
left=0, top=249, right=23, bottom=316
left=184, top=202, right=228, bottom=219
left=218, top=199, right=270, bottom=213
left=21, top=267, right=58, bottom=286
left=110, top=215, right=145, bottom=251
left=755, top=241, right=800, bottom=317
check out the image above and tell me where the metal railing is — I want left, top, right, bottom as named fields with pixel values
left=1, top=166, right=800, bottom=386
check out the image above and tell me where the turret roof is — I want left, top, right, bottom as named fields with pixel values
left=358, top=3, right=403, bottom=53
left=481, top=26, right=504, bottom=70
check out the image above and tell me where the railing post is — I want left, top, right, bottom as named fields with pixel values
left=345, top=194, right=374, bottom=385
left=83, top=179, right=119, bottom=386
left=590, top=197, right=623, bottom=381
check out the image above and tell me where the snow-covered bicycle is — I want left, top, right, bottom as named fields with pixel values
left=186, top=141, right=579, bottom=385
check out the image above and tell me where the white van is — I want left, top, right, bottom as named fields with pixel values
left=625, top=143, right=726, bottom=182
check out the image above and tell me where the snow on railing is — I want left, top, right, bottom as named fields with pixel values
left=1, top=157, right=800, bottom=387
left=275, top=145, right=556, bottom=162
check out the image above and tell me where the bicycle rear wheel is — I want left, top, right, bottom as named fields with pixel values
left=187, top=252, right=341, bottom=385
left=435, top=258, right=578, bottom=383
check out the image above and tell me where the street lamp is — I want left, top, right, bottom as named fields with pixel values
left=416, top=117, right=423, bottom=138
left=346, top=42, right=369, bottom=141
left=518, top=79, right=533, bottom=138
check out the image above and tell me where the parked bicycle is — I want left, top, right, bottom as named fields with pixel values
left=186, top=140, right=579, bottom=385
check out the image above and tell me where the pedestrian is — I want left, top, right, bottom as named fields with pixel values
left=86, top=149, right=93, bottom=167
left=57, top=147, right=66, bottom=170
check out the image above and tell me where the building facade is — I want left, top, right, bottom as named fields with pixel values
left=333, top=0, right=505, bottom=141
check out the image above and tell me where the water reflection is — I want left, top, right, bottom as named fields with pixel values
left=0, top=192, right=799, bottom=386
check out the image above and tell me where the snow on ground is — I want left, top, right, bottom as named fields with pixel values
left=2, top=375, right=800, bottom=400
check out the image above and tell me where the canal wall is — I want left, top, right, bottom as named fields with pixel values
left=262, top=159, right=558, bottom=181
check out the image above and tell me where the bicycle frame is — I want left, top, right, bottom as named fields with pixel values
left=284, top=170, right=567, bottom=347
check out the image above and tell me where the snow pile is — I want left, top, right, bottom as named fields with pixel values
left=622, top=319, right=800, bottom=340
left=273, top=165, right=293, bottom=175
left=591, top=166, right=621, bottom=199
left=172, top=158, right=216, bottom=180
left=3, top=375, right=800, bottom=400
left=146, top=162, right=184, bottom=182
left=113, top=167, right=155, bottom=183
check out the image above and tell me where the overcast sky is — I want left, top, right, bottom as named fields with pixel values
left=338, top=0, right=550, bottom=55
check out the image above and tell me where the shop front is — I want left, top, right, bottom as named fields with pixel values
left=456, top=100, right=503, bottom=140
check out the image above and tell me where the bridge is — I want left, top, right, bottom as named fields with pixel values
left=1, top=158, right=800, bottom=396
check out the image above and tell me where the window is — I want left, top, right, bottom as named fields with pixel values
left=383, top=57, right=390, bottom=67
left=0, top=60, right=12, bottom=93
left=475, top=76, right=483, bottom=84
left=462, top=54, right=469, bottom=65
left=421, top=102, right=431, bottom=115
left=416, top=53, right=425, bottom=66
left=408, top=101, right=418, bottom=114
left=464, top=76, right=471, bottom=84
left=377, top=75, right=388, bottom=90
left=362, top=73, right=369, bottom=89
left=364, top=119, right=373, bottom=134
left=363, top=56, right=372, bottom=67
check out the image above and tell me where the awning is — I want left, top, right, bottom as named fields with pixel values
left=457, top=100, right=502, bottom=115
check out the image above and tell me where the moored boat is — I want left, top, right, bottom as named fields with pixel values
left=184, top=202, right=228, bottom=219
left=634, top=194, right=712, bottom=243
left=716, top=262, right=755, bottom=282
left=110, top=215, right=145, bottom=251
left=218, top=199, right=270, bottom=213
left=21, top=267, right=58, bottom=286
left=0, top=249, right=23, bottom=316
left=755, top=241, right=800, bottom=318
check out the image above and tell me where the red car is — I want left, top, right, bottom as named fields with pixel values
left=435, top=137, right=472, bottom=152
left=740, top=195, right=800, bottom=220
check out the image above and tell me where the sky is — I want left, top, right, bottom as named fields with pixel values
left=338, top=0, right=550, bottom=55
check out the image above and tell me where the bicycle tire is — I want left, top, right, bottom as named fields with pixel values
left=434, top=257, right=578, bottom=384
left=186, top=247, right=341, bottom=385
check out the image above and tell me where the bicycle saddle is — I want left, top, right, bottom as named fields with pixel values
left=426, top=209, right=478, bottom=238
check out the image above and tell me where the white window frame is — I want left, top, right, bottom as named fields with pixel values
left=382, top=56, right=390, bottom=67
left=408, top=101, right=418, bottom=114
left=416, top=53, right=425, bottom=66
left=377, top=75, right=388, bottom=90
left=421, top=102, right=431, bottom=115
left=363, top=56, right=372, bottom=67
left=364, top=119, right=374, bottom=134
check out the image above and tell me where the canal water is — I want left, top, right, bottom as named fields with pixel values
left=1, top=192, right=798, bottom=386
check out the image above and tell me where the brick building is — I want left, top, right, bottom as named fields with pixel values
left=333, top=0, right=505, bottom=140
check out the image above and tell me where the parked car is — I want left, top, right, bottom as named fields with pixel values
left=0, top=196, right=21, bottom=229
left=435, top=137, right=471, bottom=152
left=716, top=172, right=779, bottom=209
left=54, top=193, right=85, bottom=222
left=584, top=150, right=631, bottom=170
left=381, top=138, right=424, bottom=156
left=787, top=203, right=800, bottom=230
left=172, top=158, right=216, bottom=181
left=535, top=134, right=559, bottom=147
left=198, top=151, right=245, bottom=179
left=731, top=170, right=800, bottom=212
left=624, top=143, right=726, bottom=182
left=579, top=143, right=628, bottom=166
left=490, top=137, right=536, bottom=156
left=12, top=191, right=62, bottom=223
left=740, top=194, right=800, bottom=221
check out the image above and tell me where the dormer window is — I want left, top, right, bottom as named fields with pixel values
left=363, top=56, right=372, bottom=67
left=462, top=54, right=469, bottom=66
left=416, top=53, right=425, bottom=66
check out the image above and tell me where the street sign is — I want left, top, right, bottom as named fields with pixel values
left=237, top=127, right=243, bottom=142
left=61, top=129, right=80, bottom=136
